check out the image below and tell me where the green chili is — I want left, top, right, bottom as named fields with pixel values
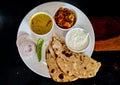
left=36, top=38, right=44, bottom=62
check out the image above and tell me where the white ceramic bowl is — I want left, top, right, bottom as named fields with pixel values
left=65, top=27, right=90, bottom=53
left=54, top=5, right=78, bottom=31
left=29, top=12, right=54, bottom=37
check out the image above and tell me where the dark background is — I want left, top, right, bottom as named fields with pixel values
left=0, top=0, right=120, bottom=85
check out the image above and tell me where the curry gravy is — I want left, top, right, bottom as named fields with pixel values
left=30, top=13, right=53, bottom=35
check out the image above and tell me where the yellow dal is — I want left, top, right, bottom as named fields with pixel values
left=30, top=13, right=53, bottom=35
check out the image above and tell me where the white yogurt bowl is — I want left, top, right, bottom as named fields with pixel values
left=65, top=27, right=90, bottom=53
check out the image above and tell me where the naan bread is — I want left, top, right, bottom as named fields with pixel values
left=51, top=34, right=101, bottom=78
left=46, top=43, right=78, bottom=82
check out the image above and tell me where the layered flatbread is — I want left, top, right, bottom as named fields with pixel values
left=46, top=34, right=101, bottom=82
left=51, top=34, right=101, bottom=78
left=46, top=42, right=78, bottom=82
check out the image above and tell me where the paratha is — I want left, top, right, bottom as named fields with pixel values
left=46, top=42, right=78, bottom=82
left=46, top=34, right=101, bottom=82
left=51, top=34, right=101, bottom=78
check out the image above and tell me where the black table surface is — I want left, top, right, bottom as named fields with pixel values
left=0, top=0, right=120, bottom=85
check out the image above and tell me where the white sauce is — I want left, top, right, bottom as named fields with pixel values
left=66, top=28, right=89, bottom=52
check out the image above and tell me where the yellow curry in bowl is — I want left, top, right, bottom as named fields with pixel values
left=30, top=12, right=53, bottom=35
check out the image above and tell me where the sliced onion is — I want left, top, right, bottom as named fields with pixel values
left=16, top=32, right=36, bottom=58
left=19, top=40, right=36, bottom=57
left=16, top=33, right=29, bottom=47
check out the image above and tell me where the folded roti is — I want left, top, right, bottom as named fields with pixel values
left=51, top=34, right=101, bottom=78
left=46, top=42, right=78, bottom=82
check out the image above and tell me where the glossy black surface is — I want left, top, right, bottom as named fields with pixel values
left=0, top=0, right=120, bottom=85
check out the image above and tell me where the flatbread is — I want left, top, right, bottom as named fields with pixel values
left=56, top=54, right=101, bottom=78
left=46, top=42, right=78, bottom=82
left=51, top=34, right=101, bottom=78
